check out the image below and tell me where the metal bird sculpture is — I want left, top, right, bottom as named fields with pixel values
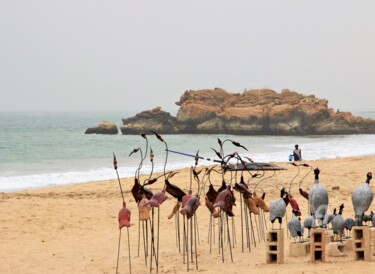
left=269, top=188, right=288, bottom=229
left=352, top=172, right=374, bottom=226
left=309, top=168, right=329, bottom=227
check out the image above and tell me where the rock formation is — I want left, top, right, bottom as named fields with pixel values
left=119, top=88, right=375, bottom=135
left=85, top=121, right=118, bottom=135
left=120, top=107, right=178, bottom=134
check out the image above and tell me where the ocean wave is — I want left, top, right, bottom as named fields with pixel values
left=0, top=160, right=210, bottom=192
left=1, top=147, right=375, bottom=192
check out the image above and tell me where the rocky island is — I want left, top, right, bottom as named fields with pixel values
left=85, top=121, right=118, bottom=135
left=107, top=88, right=375, bottom=135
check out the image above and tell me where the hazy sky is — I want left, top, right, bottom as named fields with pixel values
left=1, top=1, right=374, bottom=113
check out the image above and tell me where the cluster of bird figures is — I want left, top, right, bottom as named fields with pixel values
left=113, top=132, right=375, bottom=274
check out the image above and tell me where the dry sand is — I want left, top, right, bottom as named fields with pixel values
left=1, top=155, right=375, bottom=274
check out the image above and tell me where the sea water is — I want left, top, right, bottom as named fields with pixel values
left=1, top=111, right=375, bottom=192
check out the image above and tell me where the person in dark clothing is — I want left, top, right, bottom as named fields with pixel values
left=293, top=144, right=302, bottom=161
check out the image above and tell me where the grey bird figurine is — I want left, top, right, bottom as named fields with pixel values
left=288, top=216, right=304, bottom=242
left=344, top=217, right=355, bottom=238
left=323, top=208, right=336, bottom=229
left=309, top=168, right=329, bottom=227
left=269, top=188, right=288, bottom=229
left=303, top=215, right=315, bottom=238
left=331, top=204, right=345, bottom=242
left=352, top=172, right=374, bottom=226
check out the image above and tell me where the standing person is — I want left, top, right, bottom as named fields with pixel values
left=293, top=144, right=302, bottom=161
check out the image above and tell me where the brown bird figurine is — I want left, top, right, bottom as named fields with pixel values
left=138, top=194, right=151, bottom=221
left=299, top=188, right=309, bottom=200
left=118, top=202, right=131, bottom=229
left=214, top=185, right=236, bottom=216
left=182, top=190, right=193, bottom=207
left=180, top=195, right=201, bottom=219
left=253, top=191, right=270, bottom=212
left=147, top=190, right=168, bottom=207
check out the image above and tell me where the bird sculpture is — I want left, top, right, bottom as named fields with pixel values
left=213, top=185, right=236, bottom=216
left=165, top=179, right=186, bottom=202
left=182, top=190, right=193, bottom=207
left=233, top=181, right=258, bottom=214
left=288, top=194, right=301, bottom=217
left=288, top=217, right=304, bottom=242
left=253, top=191, right=270, bottom=212
left=118, top=201, right=131, bottom=229
left=303, top=215, right=315, bottom=238
left=331, top=204, right=345, bottom=242
left=146, top=190, right=168, bottom=207
left=299, top=188, right=309, bottom=200
left=180, top=195, right=201, bottom=219
left=344, top=217, right=355, bottom=238
left=323, top=208, right=336, bottom=229
left=138, top=194, right=151, bottom=221
left=206, top=183, right=218, bottom=204
left=205, top=197, right=215, bottom=214
left=269, top=188, right=288, bottom=229
left=206, top=183, right=219, bottom=217
left=363, top=211, right=373, bottom=225
left=131, top=178, right=153, bottom=203
left=352, top=172, right=374, bottom=226
left=309, top=168, right=329, bottom=227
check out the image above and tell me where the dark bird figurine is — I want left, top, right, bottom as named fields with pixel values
left=214, top=185, right=236, bottom=216
left=129, top=147, right=140, bottom=157
left=231, top=140, right=248, bottom=151
left=206, top=183, right=218, bottom=203
left=299, top=188, right=309, bottom=200
left=211, top=148, right=223, bottom=159
left=205, top=197, right=215, bottom=214
left=180, top=195, right=201, bottom=219
left=150, top=131, right=164, bottom=142
left=289, top=194, right=301, bottom=217
left=165, top=179, right=186, bottom=202
left=218, top=180, right=227, bottom=193
left=131, top=178, right=153, bottom=202
left=352, top=172, right=374, bottom=226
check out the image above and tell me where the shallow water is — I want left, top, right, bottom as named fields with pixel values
left=1, top=111, right=374, bottom=192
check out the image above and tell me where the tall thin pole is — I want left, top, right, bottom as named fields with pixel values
left=116, top=229, right=122, bottom=274
left=226, top=214, right=233, bottom=263
left=156, top=207, right=160, bottom=273
left=127, top=227, right=132, bottom=274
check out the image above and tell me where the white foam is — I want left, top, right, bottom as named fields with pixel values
left=2, top=134, right=375, bottom=192
left=0, top=159, right=205, bottom=192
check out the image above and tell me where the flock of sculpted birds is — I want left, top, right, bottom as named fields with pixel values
left=112, top=133, right=375, bottom=274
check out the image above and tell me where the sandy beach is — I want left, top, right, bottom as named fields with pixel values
left=1, top=155, right=375, bottom=274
